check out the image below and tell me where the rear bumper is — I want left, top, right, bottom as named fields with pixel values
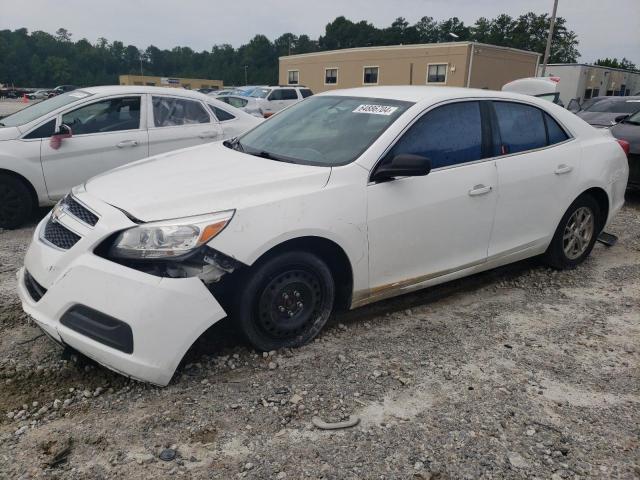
left=18, top=238, right=227, bottom=386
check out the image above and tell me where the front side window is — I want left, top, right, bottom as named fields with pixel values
left=235, top=96, right=412, bottom=166
left=300, top=89, right=313, bottom=98
left=226, top=97, right=248, bottom=108
left=363, top=67, right=379, bottom=84
left=23, top=119, right=56, bottom=139
left=387, top=101, right=483, bottom=169
left=427, top=64, right=447, bottom=84
left=62, top=96, right=141, bottom=135
left=325, top=68, right=338, bottom=84
left=493, top=102, right=546, bottom=154
left=152, top=97, right=210, bottom=127
left=288, top=70, right=299, bottom=85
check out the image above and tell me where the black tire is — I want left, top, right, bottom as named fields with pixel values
left=0, top=174, right=34, bottom=229
left=234, top=251, right=335, bottom=352
left=544, top=194, right=601, bottom=269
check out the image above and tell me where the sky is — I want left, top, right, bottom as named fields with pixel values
left=3, top=0, right=639, bottom=64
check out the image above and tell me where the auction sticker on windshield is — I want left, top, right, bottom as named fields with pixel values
left=353, top=104, right=399, bottom=115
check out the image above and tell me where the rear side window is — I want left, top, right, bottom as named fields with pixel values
left=544, top=113, right=569, bottom=145
left=494, top=102, right=546, bottom=154
left=211, top=106, right=235, bottom=121
left=389, top=101, right=483, bottom=169
left=152, top=97, right=211, bottom=127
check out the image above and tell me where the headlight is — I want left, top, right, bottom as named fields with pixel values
left=109, top=210, right=234, bottom=259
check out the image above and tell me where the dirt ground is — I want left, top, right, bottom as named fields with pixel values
left=1, top=194, right=639, bottom=480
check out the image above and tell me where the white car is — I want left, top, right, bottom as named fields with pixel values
left=26, top=90, right=51, bottom=100
left=0, top=86, right=261, bottom=228
left=215, top=95, right=263, bottom=117
left=18, top=86, right=628, bottom=386
left=502, top=77, right=562, bottom=105
left=248, top=86, right=313, bottom=117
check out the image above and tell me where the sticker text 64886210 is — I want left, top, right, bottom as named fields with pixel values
left=353, top=104, right=399, bottom=116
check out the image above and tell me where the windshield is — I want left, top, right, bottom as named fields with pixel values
left=585, top=99, right=640, bottom=114
left=234, top=96, right=413, bottom=166
left=250, top=88, right=271, bottom=98
left=0, top=90, right=92, bottom=127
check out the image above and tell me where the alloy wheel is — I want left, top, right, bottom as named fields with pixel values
left=562, top=206, right=594, bottom=260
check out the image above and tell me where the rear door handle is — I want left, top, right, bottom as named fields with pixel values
left=468, top=184, right=492, bottom=196
left=198, top=132, right=217, bottom=139
left=116, top=140, right=138, bottom=148
left=554, top=164, right=573, bottom=175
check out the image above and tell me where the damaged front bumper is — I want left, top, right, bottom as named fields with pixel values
left=17, top=194, right=230, bottom=386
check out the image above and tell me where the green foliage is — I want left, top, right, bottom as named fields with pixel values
left=594, top=57, right=637, bottom=71
left=0, top=13, right=589, bottom=88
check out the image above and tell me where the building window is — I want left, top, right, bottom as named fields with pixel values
left=288, top=70, right=299, bottom=85
left=325, top=68, right=338, bottom=85
left=427, top=64, right=447, bottom=84
left=363, top=67, right=379, bottom=85
left=584, top=88, right=592, bottom=100
left=592, top=88, right=600, bottom=97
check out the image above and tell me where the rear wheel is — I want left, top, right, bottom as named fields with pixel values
left=0, top=174, right=33, bottom=229
left=544, top=195, right=601, bottom=269
left=234, top=251, right=335, bottom=352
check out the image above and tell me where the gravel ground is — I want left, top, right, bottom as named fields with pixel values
left=0, top=194, right=639, bottom=480
left=0, top=98, right=37, bottom=117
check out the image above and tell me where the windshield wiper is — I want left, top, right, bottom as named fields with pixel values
left=249, top=149, right=297, bottom=163
left=223, top=136, right=245, bottom=152
left=0, top=122, right=5, bottom=127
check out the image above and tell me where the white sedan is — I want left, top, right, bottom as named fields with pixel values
left=0, top=86, right=261, bottom=228
left=18, top=86, right=628, bottom=385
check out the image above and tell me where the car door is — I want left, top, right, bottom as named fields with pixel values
left=367, top=100, right=498, bottom=295
left=147, top=95, right=223, bottom=156
left=488, top=100, right=579, bottom=257
left=40, top=95, right=148, bottom=200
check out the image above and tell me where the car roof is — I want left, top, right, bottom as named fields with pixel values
left=81, top=85, right=213, bottom=100
left=318, top=86, right=554, bottom=104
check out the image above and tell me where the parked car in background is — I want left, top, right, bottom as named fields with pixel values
left=17, top=86, right=628, bottom=385
left=574, top=96, right=640, bottom=127
left=216, top=94, right=263, bottom=117
left=207, top=89, right=236, bottom=97
left=48, top=85, right=77, bottom=97
left=26, top=90, right=51, bottom=100
left=610, top=110, right=640, bottom=187
left=247, top=86, right=313, bottom=117
left=502, top=76, right=563, bottom=105
left=233, top=85, right=268, bottom=96
left=0, top=86, right=260, bottom=228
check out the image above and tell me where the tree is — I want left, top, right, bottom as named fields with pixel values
left=55, top=28, right=72, bottom=42
left=594, top=57, right=637, bottom=71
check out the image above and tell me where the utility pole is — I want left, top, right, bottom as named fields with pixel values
left=244, top=65, right=248, bottom=86
left=541, top=0, right=559, bottom=77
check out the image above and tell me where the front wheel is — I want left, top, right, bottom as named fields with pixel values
left=234, top=251, right=335, bottom=352
left=544, top=195, right=601, bottom=269
left=0, top=174, right=34, bottom=229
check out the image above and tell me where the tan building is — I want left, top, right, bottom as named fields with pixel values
left=119, top=75, right=223, bottom=90
left=279, top=42, right=540, bottom=93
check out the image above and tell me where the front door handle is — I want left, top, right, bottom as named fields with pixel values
left=554, top=164, right=573, bottom=175
left=468, top=184, right=493, bottom=196
left=116, top=140, right=138, bottom=148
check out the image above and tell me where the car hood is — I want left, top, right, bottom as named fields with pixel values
left=610, top=122, right=640, bottom=154
left=0, top=126, right=21, bottom=141
left=576, top=111, right=624, bottom=127
left=85, top=142, right=332, bottom=222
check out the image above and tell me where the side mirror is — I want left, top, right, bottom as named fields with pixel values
left=567, top=98, right=581, bottom=113
left=614, top=114, right=630, bottom=124
left=371, top=154, right=432, bottom=182
left=49, top=123, right=72, bottom=150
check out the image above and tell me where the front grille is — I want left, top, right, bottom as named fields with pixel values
left=24, top=270, right=47, bottom=302
left=43, top=218, right=81, bottom=250
left=61, top=196, right=99, bottom=226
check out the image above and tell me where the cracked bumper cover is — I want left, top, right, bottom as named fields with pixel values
left=18, top=220, right=227, bottom=386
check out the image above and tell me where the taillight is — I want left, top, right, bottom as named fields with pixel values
left=616, top=139, right=630, bottom=156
